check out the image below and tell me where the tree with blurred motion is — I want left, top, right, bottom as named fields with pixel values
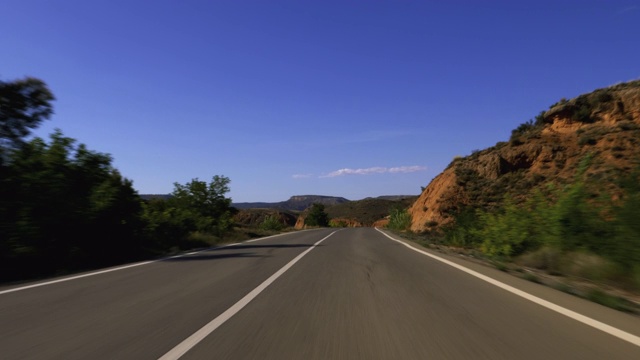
left=0, top=77, right=145, bottom=281
left=0, top=131, right=144, bottom=279
left=0, top=77, right=54, bottom=150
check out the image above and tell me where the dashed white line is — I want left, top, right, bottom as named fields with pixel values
left=375, top=228, right=640, bottom=348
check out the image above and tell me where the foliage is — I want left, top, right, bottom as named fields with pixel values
left=444, top=156, right=640, bottom=289
left=510, top=111, right=547, bottom=141
left=142, top=176, right=235, bottom=249
left=326, top=197, right=417, bottom=226
left=171, top=176, right=234, bottom=235
left=259, top=215, right=284, bottom=231
left=140, top=198, right=197, bottom=251
left=0, top=77, right=54, bottom=148
left=387, top=208, right=412, bottom=231
left=0, top=131, right=143, bottom=280
left=305, top=203, right=329, bottom=227
left=472, top=199, right=536, bottom=258
left=0, top=77, right=239, bottom=282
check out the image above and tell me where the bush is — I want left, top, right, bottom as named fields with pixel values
left=259, top=215, right=284, bottom=231
left=472, top=199, right=537, bottom=258
left=387, top=208, right=412, bottom=231
left=305, top=203, right=329, bottom=227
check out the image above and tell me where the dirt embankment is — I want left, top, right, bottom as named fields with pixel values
left=409, top=81, right=640, bottom=232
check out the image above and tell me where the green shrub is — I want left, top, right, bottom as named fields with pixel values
left=387, top=208, right=412, bottom=231
left=305, top=203, right=329, bottom=227
left=587, top=289, right=636, bottom=313
left=259, top=215, right=284, bottom=231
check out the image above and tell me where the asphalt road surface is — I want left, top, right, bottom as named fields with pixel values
left=1, top=228, right=639, bottom=359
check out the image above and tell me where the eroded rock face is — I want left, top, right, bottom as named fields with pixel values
left=372, top=218, right=389, bottom=228
left=409, top=169, right=461, bottom=231
left=234, top=209, right=297, bottom=227
left=409, top=81, right=640, bottom=232
left=294, top=215, right=306, bottom=230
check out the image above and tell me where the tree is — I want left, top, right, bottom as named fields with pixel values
left=0, top=130, right=143, bottom=280
left=0, top=77, right=54, bottom=149
left=305, top=203, right=329, bottom=227
left=170, top=176, right=234, bottom=235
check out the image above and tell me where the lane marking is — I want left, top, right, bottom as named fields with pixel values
left=0, top=230, right=314, bottom=296
left=158, top=230, right=338, bottom=360
left=375, top=228, right=640, bottom=348
left=0, top=261, right=155, bottom=295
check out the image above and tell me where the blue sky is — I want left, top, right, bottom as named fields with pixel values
left=2, top=1, right=638, bottom=202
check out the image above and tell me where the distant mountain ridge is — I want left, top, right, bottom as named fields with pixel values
left=233, top=195, right=350, bottom=211
left=140, top=194, right=416, bottom=212
left=139, top=194, right=172, bottom=201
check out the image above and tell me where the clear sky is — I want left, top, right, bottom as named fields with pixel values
left=2, top=1, right=638, bottom=202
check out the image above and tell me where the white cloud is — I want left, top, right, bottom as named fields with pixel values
left=321, top=165, right=426, bottom=178
left=292, top=173, right=313, bottom=179
left=388, top=166, right=428, bottom=173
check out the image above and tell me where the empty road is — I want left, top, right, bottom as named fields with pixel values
left=1, top=228, right=639, bottom=359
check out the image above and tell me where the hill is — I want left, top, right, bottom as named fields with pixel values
left=295, top=196, right=418, bottom=228
left=327, top=196, right=417, bottom=226
left=409, top=80, right=640, bottom=232
left=139, top=194, right=172, bottom=201
left=233, top=195, right=350, bottom=211
left=233, top=208, right=297, bottom=227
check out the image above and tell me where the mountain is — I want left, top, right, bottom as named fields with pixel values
left=409, top=80, right=640, bottom=232
left=233, top=195, right=350, bottom=211
left=139, top=194, right=172, bottom=201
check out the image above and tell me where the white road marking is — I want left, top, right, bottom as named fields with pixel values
left=0, top=230, right=307, bottom=296
left=158, top=230, right=338, bottom=360
left=0, top=261, right=155, bottom=295
left=375, top=228, right=640, bottom=348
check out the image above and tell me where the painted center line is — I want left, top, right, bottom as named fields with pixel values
left=158, top=230, right=338, bottom=360
left=375, top=228, right=640, bottom=348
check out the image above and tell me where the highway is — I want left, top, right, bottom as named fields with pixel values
left=1, top=228, right=639, bottom=359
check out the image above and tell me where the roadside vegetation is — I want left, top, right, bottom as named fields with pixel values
left=305, top=203, right=330, bottom=227
left=388, top=82, right=640, bottom=311
left=0, top=76, right=271, bottom=283
left=390, top=159, right=640, bottom=312
left=387, top=208, right=412, bottom=231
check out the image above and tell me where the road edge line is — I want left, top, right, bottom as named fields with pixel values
left=158, top=230, right=338, bottom=360
left=0, top=230, right=316, bottom=296
left=375, top=228, right=640, bottom=348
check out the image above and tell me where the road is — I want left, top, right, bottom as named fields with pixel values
left=1, top=228, right=639, bottom=359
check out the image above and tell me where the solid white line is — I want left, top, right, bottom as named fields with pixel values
left=0, top=261, right=155, bottom=296
left=158, top=230, right=338, bottom=360
left=374, top=228, right=640, bottom=348
left=0, top=230, right=307, bottom=296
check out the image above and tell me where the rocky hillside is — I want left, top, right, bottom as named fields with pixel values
left=233, top=209, right=297, bottom=228
left=410, top=80, right=640, bottom=232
